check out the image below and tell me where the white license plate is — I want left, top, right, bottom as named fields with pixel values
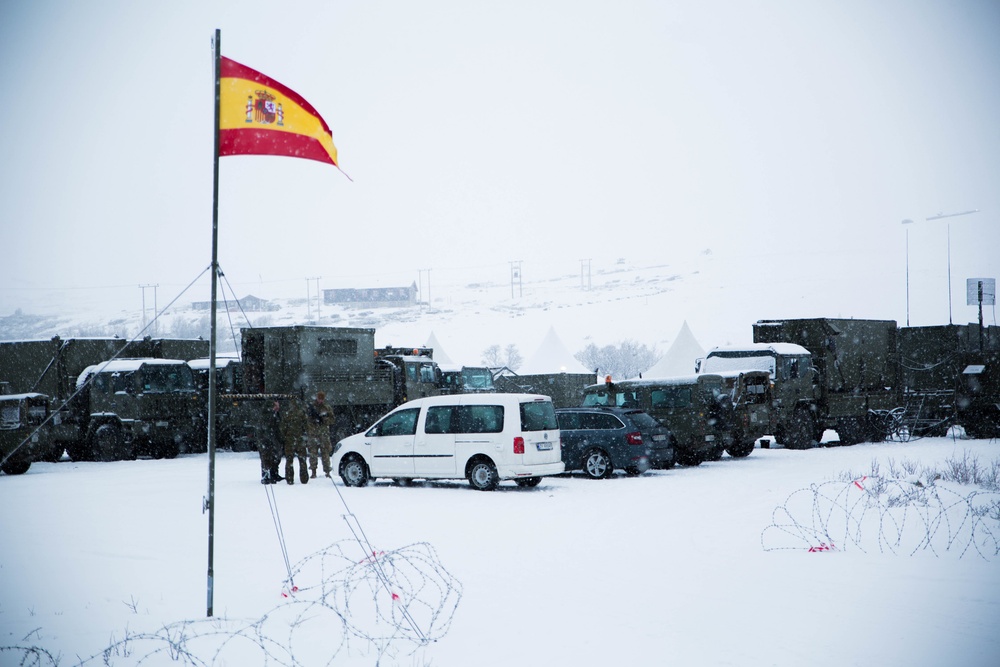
left=652, top=434, right=666, bottom=441
left=535, top=442, right=553, bottom=451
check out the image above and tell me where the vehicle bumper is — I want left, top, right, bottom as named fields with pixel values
left=497, top=461, right=565, bottom=480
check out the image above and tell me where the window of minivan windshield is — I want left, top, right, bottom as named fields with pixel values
left=520, top=401, right=557, bottom=431
left=372, top=408, right=419, bottom=436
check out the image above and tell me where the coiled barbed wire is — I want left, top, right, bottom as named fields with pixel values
left=1, top=539, right=462, bottom=667
left=762, top=476, right=1000, bottom=559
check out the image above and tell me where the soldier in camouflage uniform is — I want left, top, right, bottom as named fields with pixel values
left=306, top=391, right=332, bottom=478
left=258, top=400, right=284, bottom=484
left=281, top=394, right=310, bottom=485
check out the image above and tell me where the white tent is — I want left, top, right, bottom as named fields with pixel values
left=520, top=326, right=590, bottom=375
left=644, top=321, right=705, bottom=378
left=424, top=331, right=454, bottom=365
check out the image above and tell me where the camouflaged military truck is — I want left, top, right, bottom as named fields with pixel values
left=222, top=326, right=443, bottom=450
left=0, top=336, right=208, bottom=462
left=0, top=392, right=53, bottom=474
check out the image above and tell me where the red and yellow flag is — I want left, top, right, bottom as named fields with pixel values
left=219, top=57, right=339, bottom=167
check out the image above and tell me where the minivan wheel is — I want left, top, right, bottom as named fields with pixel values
left=340, top=455, right=370, bottom=487
left=582, top=449, right=613, bottom=479
left=468, top=460, right=499, bottom=491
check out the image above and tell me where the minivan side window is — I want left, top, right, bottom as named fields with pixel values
left=371, top=408, right=420, bottom=437
left=458, top=405, right=504, bottom=433
left=424, top=406, right=454, bottom=434
left=520, top=401, right=558, bottom=431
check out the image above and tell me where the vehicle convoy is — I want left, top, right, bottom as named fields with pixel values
left=332, top=393, right=564, bottom=490
left=580, top=371, right=770, bottom=465
left=0, top=336, right=208, bottom=462
left=555, top=406, right=674, bottom=479
left=0, top=392, right=53, bottom=475
left=227, top=326, right=444, bottom=449
left=701, top=318, right=1000, bottom=447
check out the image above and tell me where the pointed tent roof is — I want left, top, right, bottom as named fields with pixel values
left=520, top=326, right=590, bottom=375
left=644, top=321, right=705, bottom=378
left=424, top=331, right=454, bottom=365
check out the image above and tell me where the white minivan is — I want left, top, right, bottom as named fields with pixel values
left=332, top=393, right=564, bottom=490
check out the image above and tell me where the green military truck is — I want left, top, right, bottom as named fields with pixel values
left=0, top=392, right=54, bottom=475
left=495, top=372, right=595, bottom=408
left=230, top=326, right=443, bottom=448
left=0, top=336, right=208, bottom=462
left=703, top=318, right=901, bottom=448
left=581, top=370, right=771, bottom=465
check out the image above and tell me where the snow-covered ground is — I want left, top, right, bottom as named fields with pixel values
left=1, top=436, right=998, bottom=666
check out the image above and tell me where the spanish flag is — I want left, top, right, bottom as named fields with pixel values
left=219, top=56, right=339, bottom=167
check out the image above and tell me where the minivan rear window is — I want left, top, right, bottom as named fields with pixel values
left=519, top=400, right=557, bottom=431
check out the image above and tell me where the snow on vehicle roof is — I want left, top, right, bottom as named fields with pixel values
left=0, top=392, right=48, bottom=402
left=76, top=358, right=189, bottom=387
left=188, top=356, right=240, bottom=370
left=707, top=342, right=810, bottom=356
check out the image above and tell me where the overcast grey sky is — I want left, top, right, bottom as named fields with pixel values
left=1, top=0, right=997, bottom=327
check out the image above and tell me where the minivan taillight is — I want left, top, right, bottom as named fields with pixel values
left=513, top=437, right=525, bottom=454
left=625, top=432, right=643, bottom=445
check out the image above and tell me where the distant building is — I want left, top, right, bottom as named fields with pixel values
left=191, top=294, right=278, bottom=312
left=323, top=283, right=418, bottom=308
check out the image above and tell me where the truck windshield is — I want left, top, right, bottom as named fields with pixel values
left=462, top=368, right=495, bottom=391
left=140, top=365, right=196, bottom=393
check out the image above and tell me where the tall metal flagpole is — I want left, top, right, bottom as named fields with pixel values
left=206, top=27, right=222, bottom=618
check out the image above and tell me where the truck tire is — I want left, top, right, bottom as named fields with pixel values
left=726, top=438, right=755, bottom=458
left=1, top=458, right=31, bottom=475
left=92, top=424, right=126, bottom=462
left=782, top=410, right=818, bottom=450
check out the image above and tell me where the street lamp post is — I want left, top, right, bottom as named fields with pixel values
left=901, top=209, right=979, bottom=326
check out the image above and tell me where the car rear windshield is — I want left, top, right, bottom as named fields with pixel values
left=520, top=400, right=557, bottom=431
left=624, top=411, right=661, bottom=430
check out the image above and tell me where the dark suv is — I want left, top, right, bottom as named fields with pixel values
left=555, top=407, right=674, bottom=479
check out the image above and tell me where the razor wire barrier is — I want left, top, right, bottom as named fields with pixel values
left=762, top=476, right=1000, bottom=559
left=0, top=539, right=462, bottom=667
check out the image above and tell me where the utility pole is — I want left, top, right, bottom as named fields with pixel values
left=139, top=283, right=158, bottom=335
left=306, top=276, right=322, bottom=320
left=418, top=269, right=432, bottom=308
left=510, top=260, right=523, bottom=299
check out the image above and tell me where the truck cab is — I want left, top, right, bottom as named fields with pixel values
left=71, top=358, right=201, bottom=461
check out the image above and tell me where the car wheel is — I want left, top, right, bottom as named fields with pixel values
left=467, top=459, right=499, bottom=491
left=582, top=448, right=613, bottom=479
left=514, top=476, right=542, bottom=488
left=92, top=424, right=125, bottom=462
left=340, top=455, right=370, bottom=487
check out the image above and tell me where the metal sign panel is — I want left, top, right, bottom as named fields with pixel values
left=966, top=278, right=996, bottom=305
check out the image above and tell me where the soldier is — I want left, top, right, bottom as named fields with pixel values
left=306, top=391, right=332, bottom=478
left=281, top=394, right=309, bottom=485
left=258, top=399, right=284, bottom=484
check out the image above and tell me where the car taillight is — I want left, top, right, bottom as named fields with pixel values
left=513, top=436, right=525, bottom=454
left=626, top=432, right=643, bottom=445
